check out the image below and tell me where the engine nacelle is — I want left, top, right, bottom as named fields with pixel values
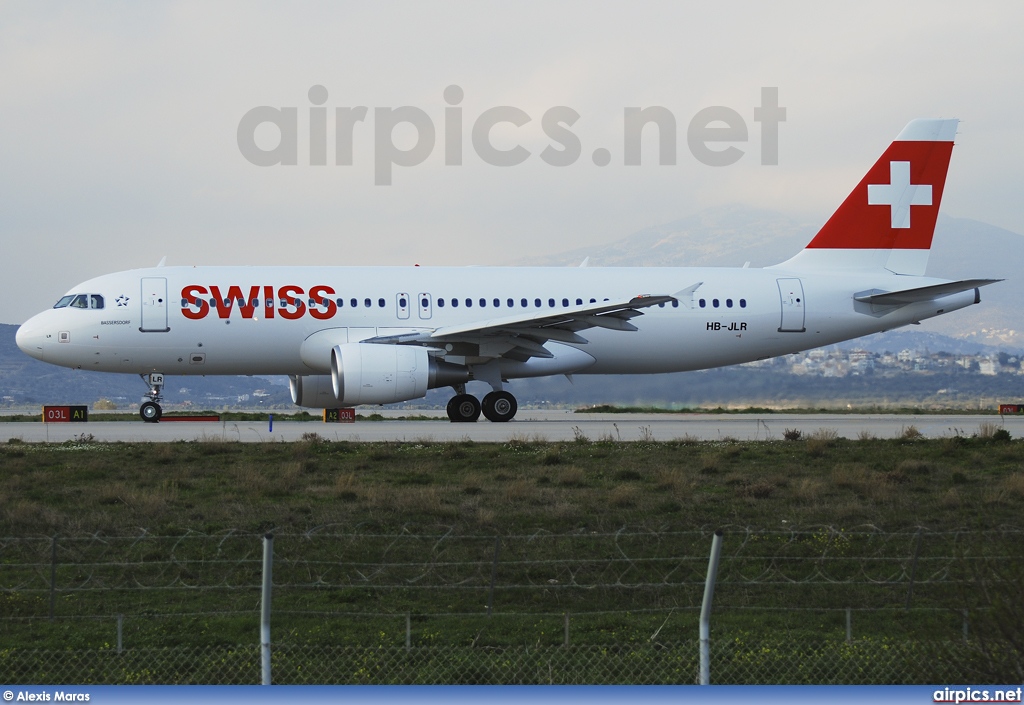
left=332, top=343, right=473, bottom=405
left=292, top=344, right=471, bottom=407
left=289, top=374, right=337, bottom=408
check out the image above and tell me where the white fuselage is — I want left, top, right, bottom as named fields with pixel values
left=15, top=264, right=977, bottom=380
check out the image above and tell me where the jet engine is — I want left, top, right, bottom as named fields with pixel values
left=295, top=343, right=468, bottom=407
left=289, top=374, right=337, bottom=408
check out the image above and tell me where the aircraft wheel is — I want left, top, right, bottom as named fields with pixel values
left=140, top=401, right=162, bottom=423
left=446, top=394, right=481, bottom=422
left=482, top=391, right=517, bottom=422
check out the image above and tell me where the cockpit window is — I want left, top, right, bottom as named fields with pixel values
left=54, top=294, right=105, bottom=310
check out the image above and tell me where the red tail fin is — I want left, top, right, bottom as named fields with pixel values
left=779, top=119, right=957, bottom=275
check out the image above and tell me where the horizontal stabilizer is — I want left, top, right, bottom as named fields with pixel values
left=854, top=279, right=1002, bottom=306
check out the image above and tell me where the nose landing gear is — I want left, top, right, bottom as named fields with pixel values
left=139, top=373, right=164, bottom=423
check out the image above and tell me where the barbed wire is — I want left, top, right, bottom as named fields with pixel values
left=2, top=527, right=1019, bottom=608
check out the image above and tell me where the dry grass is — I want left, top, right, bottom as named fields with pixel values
left=556, top=466, right=587, bottom=487
left=976, top=422, right=1000, bottom=439
left=831, top=463, right=896, bottom=502
left=1001, top=473, right=1024, bottom=499
left=792, top=477, right=827, bottom=504
left=807, top=428, right=840, bottom=441
left=899, top=425, right=924, bottom=440
left=0, top=436, right=1021, bottom=537
left=608, top=484, right=638, bottom=508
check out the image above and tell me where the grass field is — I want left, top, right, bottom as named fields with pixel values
left=2, top=430, right=1021, bottom=536
left=1, top=432, right=1022, bottom=681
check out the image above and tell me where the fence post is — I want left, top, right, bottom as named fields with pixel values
left=486, top=537, right=500, bottom=617
left=845, top=608, right=852, bottom=643
left=49, top=535, right=58, bottom=621
left=905, top=529, right=923, bottom=610
left=261, top=533, right=274, bottom=685
left=117, top=614, right=123, bottom=654
left=699, top=529, right=724, bottom=685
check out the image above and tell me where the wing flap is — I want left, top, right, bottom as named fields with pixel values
left=363, top=291, right=689, bottom=360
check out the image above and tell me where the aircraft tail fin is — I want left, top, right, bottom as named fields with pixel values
left=774, top=119, right=958, bottom=275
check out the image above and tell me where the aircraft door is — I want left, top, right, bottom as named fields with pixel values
left=140, top=277, right=170, bottom=332
left=396, top=293, right=411, bottom=320
left=777, top=278, right=806, bottom=333
left=418, top=293, right=432, bottom=320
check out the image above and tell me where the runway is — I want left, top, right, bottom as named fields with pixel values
left=1, top=410, right=1020, bottom=443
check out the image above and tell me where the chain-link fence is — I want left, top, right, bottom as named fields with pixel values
left=0, top=640, right=972, bottom=685
left=1, top=527, right=1020, bottom=684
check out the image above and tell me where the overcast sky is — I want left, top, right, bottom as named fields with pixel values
left=3, top=1, right=1022, bottom=324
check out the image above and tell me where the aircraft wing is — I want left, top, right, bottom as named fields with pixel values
left=366, top=290, right=694, bottom=361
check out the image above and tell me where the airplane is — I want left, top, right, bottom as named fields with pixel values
left=16, top=118, right=1000, bottom=423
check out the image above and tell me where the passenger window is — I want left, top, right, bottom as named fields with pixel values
left=521, top=298, right=528, bottom=307
left=590, top=298, right=596, bottom=303
left=699, top=299, right=706, bottom=308
left=466, top=298, right=472, bottom=308
left=507, top=298, right=514, bottom=307
left=672, top=300, right=679, bottom=308
left=364, top=298, right=371, bottom=308
left=726, top=299, right=733, bottom=308
left=561, top=298, right=569, bottom=307
left=740, top=299, right=747, bottom=308
left=479, top=298, right=486, bottom=307
left=378, top=298, right=385, bottom=307
left=438, top=298, right=446, bottom=307
left=336, top=298, right=344, bottom=307
left=548, top=298, right=555, bottom=307
left=576, top=298, right=582, bottom=306
left=350, top=298, right=357, bottom=308
left=452, top=298, right=459, bottom=308
left=399, top=297, right=407, bottom=307
left=493, top=298, right=500, bottom=307
left=713, top=299, right=719, bottom=308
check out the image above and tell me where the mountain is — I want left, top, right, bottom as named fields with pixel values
left=513, top=205, right=1023, bottom=350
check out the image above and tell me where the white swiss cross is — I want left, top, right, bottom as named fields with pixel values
left=867, top=160, right=932, bottom=229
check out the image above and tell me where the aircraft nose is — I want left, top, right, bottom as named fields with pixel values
left=15, top=318, right=46, bottom=361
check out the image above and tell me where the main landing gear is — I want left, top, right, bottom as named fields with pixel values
left=139, top=373, right=164, bottom=423
left=446, top=388, right=518, bottom=423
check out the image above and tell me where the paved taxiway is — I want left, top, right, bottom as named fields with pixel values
left=2, top=410, right=1020, bottom=443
